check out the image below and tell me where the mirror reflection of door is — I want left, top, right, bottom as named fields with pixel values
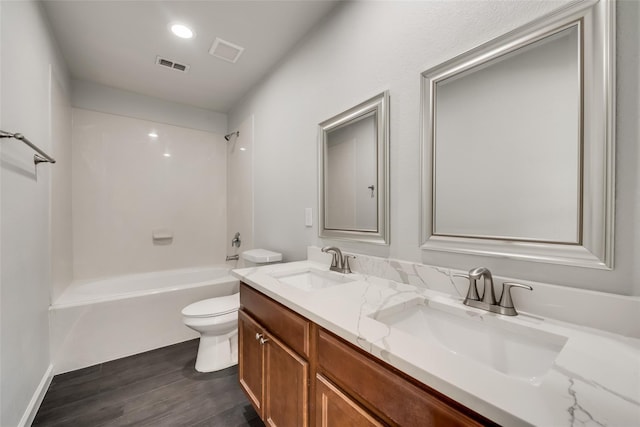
left=325, top=112, right=377, bottom=232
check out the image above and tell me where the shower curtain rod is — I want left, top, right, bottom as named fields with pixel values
left=0, top=130, right=56, bottom=164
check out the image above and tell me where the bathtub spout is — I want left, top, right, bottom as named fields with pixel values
left=226, top=255, right=239, bottom=261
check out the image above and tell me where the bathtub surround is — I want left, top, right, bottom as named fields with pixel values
left=0, top=1, right=71, bottom=426
left=226, top=115, right=255, bottom=268
left=229, top=0, right=640, bottom=296
left=72, top=108, right=228, bottom=280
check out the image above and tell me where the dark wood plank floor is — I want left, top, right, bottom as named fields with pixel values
left=33, top=339, right=264, bottom=427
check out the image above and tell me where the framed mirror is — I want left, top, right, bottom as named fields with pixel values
left=319, top=91, right=390, bottom=245
left=420, top=0, right=614, bottom=269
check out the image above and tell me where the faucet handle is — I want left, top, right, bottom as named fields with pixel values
left=453, top=274, right=480, bottom=302
left=231, top=232, right=241, bottom=248
left=328, top=252, right=339, bottom=268
left=343, top=255, right=356, bottom=274
left=498, top=282, right=533, bottom=314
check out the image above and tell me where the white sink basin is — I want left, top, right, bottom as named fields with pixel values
left=270, top=268, right=355, bottom=292
left=371, top=298, right=567, bottom=383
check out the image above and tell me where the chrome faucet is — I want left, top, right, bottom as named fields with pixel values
left=456, top=267, right=532, bottom=316
left=469, top=267, right=497, bottom=306
left=321, top=246, right=355, bottom=274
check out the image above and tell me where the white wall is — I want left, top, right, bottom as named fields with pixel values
left=229, top=0, right=640, bottom=295
left=71, top=108, right=227, bottom=280
left=72, top=79, right=227, bottom=134
left=0, top=1, right=70, bottom=426
left=620, top=0, right=640, bottom=297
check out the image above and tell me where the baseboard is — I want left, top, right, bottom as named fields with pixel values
left=18, top=364, right=53, bottom=427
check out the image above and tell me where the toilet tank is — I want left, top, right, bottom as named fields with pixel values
left=242, top=249, right=282, bottom=267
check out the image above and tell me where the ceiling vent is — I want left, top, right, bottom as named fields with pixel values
left=209, top=38, right=244, bottom=63
left=155, top=56, right=190, bottom=73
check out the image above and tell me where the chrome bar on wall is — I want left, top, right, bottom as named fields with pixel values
left=0, top=130, right=56, bottom=164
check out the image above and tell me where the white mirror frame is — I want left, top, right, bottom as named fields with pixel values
left=420, top=0, right=615, bottom=269
left=319, top=91, right=390, bottom=245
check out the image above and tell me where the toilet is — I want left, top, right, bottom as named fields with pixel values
left=181, top=248, right=282, bottom=372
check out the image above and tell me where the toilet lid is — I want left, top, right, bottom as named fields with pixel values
left=181, top=293, right=239, bottom=318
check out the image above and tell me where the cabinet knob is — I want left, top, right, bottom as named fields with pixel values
left=255, top=333, right=263, bottom=341
left=259, top=337, right=270, bottom=345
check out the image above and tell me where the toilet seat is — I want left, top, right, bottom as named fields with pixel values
left=182, top=293, right=239, bottom=318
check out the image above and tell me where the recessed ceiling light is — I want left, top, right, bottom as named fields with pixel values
left=148, top=132, right=158, bottom=138
left=163, top=152, right=171, bottom=158
left=170, top=23, right=194, bottom=39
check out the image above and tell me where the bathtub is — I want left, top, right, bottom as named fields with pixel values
left=50, top=266, right=238, bottom=374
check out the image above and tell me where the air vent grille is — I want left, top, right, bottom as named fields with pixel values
left=155, top=56, right=190, bottom=73
left=172, top=63, right=187, bottom=72
left=209, top=38, right=244, bottom=63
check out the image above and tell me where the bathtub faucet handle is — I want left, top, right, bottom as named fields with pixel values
left=231, top=232, right=241, bottom=248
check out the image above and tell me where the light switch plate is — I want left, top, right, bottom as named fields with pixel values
left=305, top=208, right=313, bottom=227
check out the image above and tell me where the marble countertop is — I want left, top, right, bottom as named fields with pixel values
left=232, top=260, right=640, bottom=427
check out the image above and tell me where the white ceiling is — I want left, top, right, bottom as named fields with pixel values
left=42, top=0, right=340, bottom=113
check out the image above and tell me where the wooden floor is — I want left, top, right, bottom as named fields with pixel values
left=33, top=339, right=264, bottom=427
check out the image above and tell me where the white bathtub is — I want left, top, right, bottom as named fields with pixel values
left=50, top=266, right=239, bottom=374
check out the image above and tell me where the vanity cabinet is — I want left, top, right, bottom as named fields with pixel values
left=239, top=283, right=495, bottom=427
left=239, top=284, right=309, bottom=427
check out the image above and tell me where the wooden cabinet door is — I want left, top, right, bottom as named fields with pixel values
left=264, top=332, right=309, bottom=427
left=316, top=374, right=384, bottom=427
left=239, top=310, right=265, bottom=417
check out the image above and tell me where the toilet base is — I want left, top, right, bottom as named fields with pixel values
left=194, top=329, right=238, bottom=373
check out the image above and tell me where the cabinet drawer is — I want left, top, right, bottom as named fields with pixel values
left=318, top=329, right=492, bottom=427
left=240, top=282, right=310, bottom=358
